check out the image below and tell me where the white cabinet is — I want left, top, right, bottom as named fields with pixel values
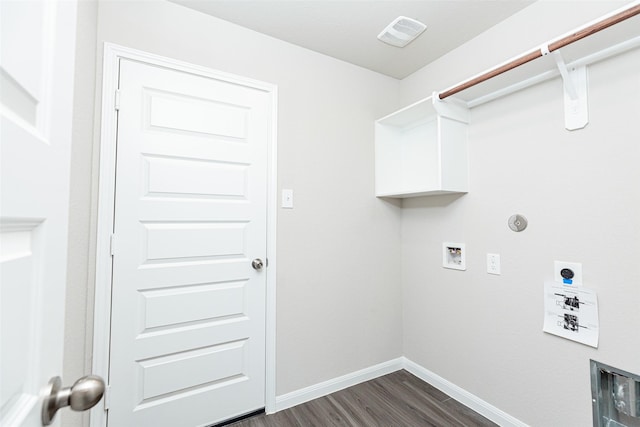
left=375, top=95, right=469, bottom=198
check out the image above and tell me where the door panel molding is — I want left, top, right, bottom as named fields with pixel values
left=91, top=43, right=278, bottom=427
left=0, top=1, right=78, bottom=425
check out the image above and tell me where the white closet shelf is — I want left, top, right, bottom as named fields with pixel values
left=375, top=95, right=469, bottom=198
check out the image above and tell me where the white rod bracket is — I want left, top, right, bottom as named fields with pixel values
left=431, top=92, right=470, bottom=123
left=551, top=50, right=578, bottom=100
left=563, top=65, right=588, bottom=131
left=540, top=44, right=551, bottom=57
left=542, top=45, right=589, bottom=130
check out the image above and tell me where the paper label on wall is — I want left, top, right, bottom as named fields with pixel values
left=543, top=281, right=599, bottom=348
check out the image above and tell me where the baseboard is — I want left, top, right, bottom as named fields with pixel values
left=273, top=357, right=527, bottom=426
left=402, top=357, right=528, bottom=427
left=273, top=357, right=404, bottom=412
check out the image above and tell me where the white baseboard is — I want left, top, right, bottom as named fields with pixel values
left=402, top=357, right=528, bottom=427
left=273, top=356, right=527, bottom=426
left=273, top=357, right=404, bottom=412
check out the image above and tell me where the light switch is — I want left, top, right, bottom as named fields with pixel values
left=282, top=189, right=293, bottom=209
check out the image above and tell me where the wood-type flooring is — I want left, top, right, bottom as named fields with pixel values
left=227, top=370, right=498, bottom=427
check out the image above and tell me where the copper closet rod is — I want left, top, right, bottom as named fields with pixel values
left=438, top=4, right=640, bottom=100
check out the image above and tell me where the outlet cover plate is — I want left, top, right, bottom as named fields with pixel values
left=487, top=253, right=500, bottom=275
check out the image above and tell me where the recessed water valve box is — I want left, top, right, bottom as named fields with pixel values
left=443, top=243, right=466, bottom=271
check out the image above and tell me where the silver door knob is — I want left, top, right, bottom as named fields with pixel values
left=252, top=258, right=264, bottom=270
left=42, top=375, right=105, bottom=425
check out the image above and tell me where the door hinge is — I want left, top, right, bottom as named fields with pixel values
left=103, top=385, right=111, bottom=411
left=114, top=89, right=121, bottom=111
left=110, top=234, right=116, bottom=256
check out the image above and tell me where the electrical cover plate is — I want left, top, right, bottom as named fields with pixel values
left=487, top=253, right=500, bottom=275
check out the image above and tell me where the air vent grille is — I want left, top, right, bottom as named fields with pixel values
left=377, top=16, right=427, bottom=48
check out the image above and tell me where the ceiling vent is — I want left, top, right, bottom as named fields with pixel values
left=377, top=16, right=427, bottom=48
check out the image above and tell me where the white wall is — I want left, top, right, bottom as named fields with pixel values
left=64, top=2, right=402, bottom=424
left=400, top=2, right=640, bottom=426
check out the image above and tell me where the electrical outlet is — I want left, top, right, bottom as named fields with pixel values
left=487, top=253, right=500, bottom=275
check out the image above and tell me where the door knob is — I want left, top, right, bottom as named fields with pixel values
left=252, top=258, right=264, bottom=270
left=42, top=375, right=105, bottom=425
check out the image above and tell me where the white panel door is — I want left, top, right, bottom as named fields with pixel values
left=0, top=1, right=77, bottom=426
left=108, top=59, right=270, bottom=426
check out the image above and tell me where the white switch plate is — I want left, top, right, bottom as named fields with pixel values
left=487, top=253, right=500, bottom=275
left=554, top=261, right=582, bottom=284
left=281, top=189, right=293, bottom=209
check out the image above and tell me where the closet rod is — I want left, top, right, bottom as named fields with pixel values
left=438, top=3, right=640, bottom=100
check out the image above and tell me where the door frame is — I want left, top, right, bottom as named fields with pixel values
left=90, top=43, right=278, bottom=427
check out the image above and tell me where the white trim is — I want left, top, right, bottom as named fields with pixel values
left=90, top=42, right=120, bottom=427
left=402, top=358, right=529, bottom=427
left=273, top=357, right=527, bottom=426
left=274, top=358, right=405, bottom=412
left=265, top=79, right=279, bottom=415
left=90, top=43, right=278, bottom=427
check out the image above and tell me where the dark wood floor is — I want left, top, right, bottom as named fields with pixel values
left=228, top=370, right=497, bottom=426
